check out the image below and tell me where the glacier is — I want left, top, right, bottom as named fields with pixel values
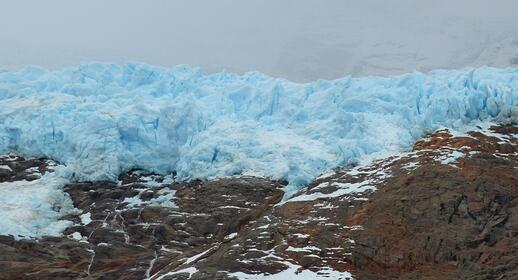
left=0, top=164, right=74, bottom=238
left=0, top=63, right=518, bottom=196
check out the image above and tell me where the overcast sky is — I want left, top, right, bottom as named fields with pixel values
left=1, top=0, right=517, bottom=81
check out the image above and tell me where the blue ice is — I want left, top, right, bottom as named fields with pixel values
left=0, top=63, right=517, bottom=194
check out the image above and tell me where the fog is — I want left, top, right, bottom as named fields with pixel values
left=1, top=0, right=517, bottom=81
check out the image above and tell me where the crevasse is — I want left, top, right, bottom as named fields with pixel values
left=1, top=63, right=517, bottom=193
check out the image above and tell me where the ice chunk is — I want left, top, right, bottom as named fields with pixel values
left=0, top=171, right=74, bottom=239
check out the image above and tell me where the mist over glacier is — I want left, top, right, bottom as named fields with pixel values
left=1, top=0, right=518, bottom=81
left=1, top=63, right=517, bottom=195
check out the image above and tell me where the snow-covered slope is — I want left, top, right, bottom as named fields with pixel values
left=1, top=64, right=518, bottom=194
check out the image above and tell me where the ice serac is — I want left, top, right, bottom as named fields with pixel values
left=0, top=63, right=517, bottom=192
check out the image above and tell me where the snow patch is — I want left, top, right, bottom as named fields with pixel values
left=286, top=246, right=322, bottom=252
left=225, top=232, right=238, bottom=240
left=123, top=188, right=177, bottom=208
left=288, top=181, right=376, bottom=203
left=230, top=261, right=353, bottom=279
left=437, top=150, right=465, bottom=166
left=80, top=212, right=92, bottom=225
left=152, top=267, right=198, bottom=280
left=69, top=231, right=83, bottom=241
left=0, top=165, right=12, bottom=171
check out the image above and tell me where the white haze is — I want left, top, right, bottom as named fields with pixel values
left=1, top=0, right=517, bottom=81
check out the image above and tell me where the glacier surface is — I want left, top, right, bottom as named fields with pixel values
left=0, top=166, right=74, bottom=238
left=0, top=63, right=518, bottom=196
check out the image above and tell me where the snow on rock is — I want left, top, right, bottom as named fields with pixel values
left=230, top=261, right=353, bottom=280
left=0, top=63, right=517, bottom=194
left=152, top=267, right=199, bottom=280
left=288, top=181, right=376, bottom=202
left=79, top=212, right=92, bottom=225
left=122, top=187, right=177, bottom=208
left=69, top=231, right=83, bottom=241
left=0, top=165, right=12, bottom=171
left=437, top=150, right=465, bottom=166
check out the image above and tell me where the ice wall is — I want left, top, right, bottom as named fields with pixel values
left=1, top=63, right=517, bottom=192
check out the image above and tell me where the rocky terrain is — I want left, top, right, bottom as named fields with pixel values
left=0, top=124, right=517, bottom=280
